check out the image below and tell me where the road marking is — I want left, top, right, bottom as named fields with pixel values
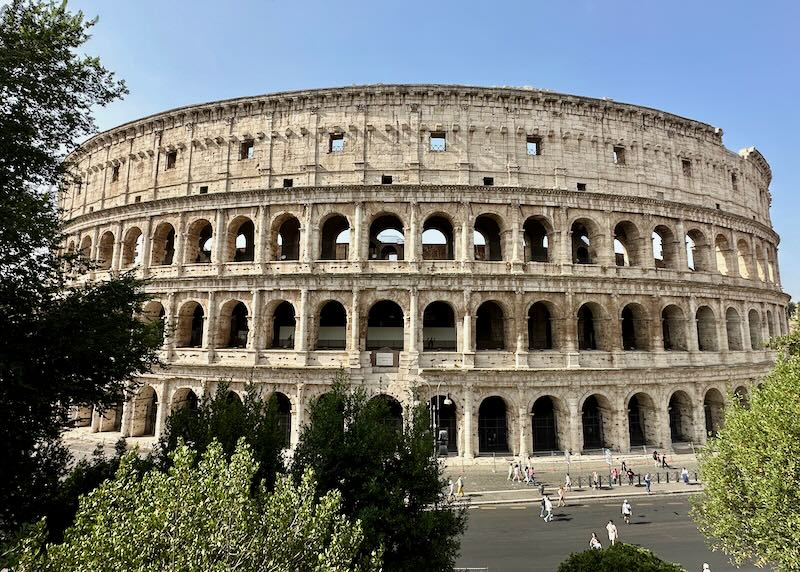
left=639, top=503, right=653, bottom=506
left=481, top=506, right=497, bottom=510
left=510, top=506, right=527, bottom=510
left=667, top=502, right=683, bottom=505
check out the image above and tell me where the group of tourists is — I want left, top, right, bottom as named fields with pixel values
left=587, top=499, right=632, bottom=548
left=652, top=449, right=670, bottom=468
left=507, top=461, right=537, bottom=485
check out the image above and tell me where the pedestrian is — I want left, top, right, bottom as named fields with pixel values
left=543, top=494, right=554, bottom=522
left=702, top=563, right=711, bottom=572
left=527, top=465, right=536, bottom=485
left=539, top=495, right=546, bottom=518
left=621, top=459, right=627, bottom=473
left=627, top=468, right=635, bottom=486
left=611, top=467, right=619, bottom=485
left=662, top=454, right=668, bottom=469
left=447, top=478, right=455, bottom=500
left=622, top=499, right=632, bottom=524
left=456, top=475, right=465, bottom=497
left=681, top=467, right=690, bottom=485
left=644, top=472, right=652, bottom=494
left=565, top=473, right=572, bottom=491
left=592, top=470, right=599, bottom=490
left=653, top=450, right=659, bottom=466
left=589, top=532, right=602, bottom=550
left=513, top=463, right=522, bottom=482
left=606, top=519, right=619, bottom=546
left=557, top=484, right=566, bottom=507
left=507, top=462, right=514, bottom=481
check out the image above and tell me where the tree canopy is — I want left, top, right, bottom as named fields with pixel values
left=16, top=440, right=381, bottom=572
left=691, top=321, right=800, bottom=570
left=557, top=543, right=686, bottom=572
left=291, top=371, right=467, bottom=571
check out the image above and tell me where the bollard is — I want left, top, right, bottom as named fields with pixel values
left=539, top=483, right=545, bottom=495
left=666, top=472, right=670, bottom=483
left=657, top=472, right=661, bottom=484
left=637, top=474, right=641, bottom=486
left=578, top=476, right=583, bottom=489
left=598, top=476, right=602, bottom=489
left=694, top=472, right=698, bottom=482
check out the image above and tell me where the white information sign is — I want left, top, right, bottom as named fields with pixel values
left=375, top=352, right=394, bottom=366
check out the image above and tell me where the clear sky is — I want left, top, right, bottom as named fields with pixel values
left=68, top=0, right=799, bottom=297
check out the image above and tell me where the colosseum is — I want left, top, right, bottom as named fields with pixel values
left=60, top=84, right=789, bottom=459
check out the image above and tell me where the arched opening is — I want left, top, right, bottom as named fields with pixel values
left=430, top=395, right=457, bottom=453
left=696, top=306, right=718, bottom=351
left=151, top=222, right=175, bottom=266
left=276, top=216, right=301, bottom=261
left=767, top=310, right=775, bottom=339
left=229, top=218, right=255, bottom=262
left=627, top=393, right=658, bottom=448
left=366, top=300, right=404, bottom=350
left=621, top=303, right=649, bottom=350
left=736, top=239, right=753, bottom=279
left=72, top=405, right=92, bottom=427
left=222, top=301, right=249, bottom=348
left=668, top=391, right=693, bottom=443
left=704, top=388, right=725, bottom=438
left=98, top=231, right=114, bottom=270
left=97, top=402, right=123, bottom=432
left=523, top=217, right=550, bottom=262
left=369, top=214, right=405, bottom=260
left=715, top=235, right=731, bottom=276
left=369, top=394, right=403, bottom=431
left=767, top=249, right=777, bottom=283
left=176, top=302, right=204, bottom=348
left=226, top=391, right=243, bottom=406
left=271, top=301, right=296, bottom=349
left=577, top=303, right=603, bottom=350
left=171, top=388, right=198, bottom=412
left=274, top=392, right=292, bottom=448
left=320, top=215, right=350, bottom=260
left=726, top=307, right=743, bottom=351
left=186, top=219, right=213, bottom=264
left=661, top=305, right=688, bottom=351
left=652, top=225, right=677, bottom=269
left=474, top=215, right=502, bottom=261
left=613, top=221, right=640, bottom=267
left=733, top=386, right=750, bottom=408
left=478, top=396, right=509, bottom=453
left=476, top=301, right=505, bottom=350
left=755, top=245, right=767, bottom=282
left=528, top=302, right=553, bottom=350
left=686, top=229, right=709, bottom=272
left=581, top=395, right=613, bottom=450
left=748, top=309, right=762, bottom=349
left=121, top=227, right=144, bottom=267
left=131, top=386, right=158, bottom=437
left=571, top=219, right=597, bottom=264
left=142, top=301, right=166, bottom=345
left=317, top=301, right=347, bottom=350
left=79, top=235, right=92, bottom=260
left=531, top=396, right=559, bottom=452
left=422, top=302, right=456, bottom=351
left=422, top=215, right=454, bottom=260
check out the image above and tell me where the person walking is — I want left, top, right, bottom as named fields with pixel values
left=589, top=532, right=602, bottom=550
left=702, top=563, right=711, bottom=571
left=557, top=484, right=566, bottom=507
left=662, top=454, right=668, bottom=469
left=653, top=450, right=659, bottom=467
left=606, top=519, right=619, bottom=546
left=447, top=478, right=455, bottom=500
left=627, top=468, right=635, bottom=486
left=565, top=473, right=572, bottom=491
left=543, top=494, right=554, bottom=522
left=681, top=467, right=690, bottom=484
left=539, top=495, right=546, bottom=518
left=513, top=463, right=522, bottom=482
left=527, top=465, right=536, bottom=485
left=611, top=466, right=619, bottom=485
left=621, top=459, right=627, bottom=473
left=507, top=462, right=514, bottom=481
left=622, top=499, right=632, bottom=524
left=456, top=475, right=465, bottom=497
left=644, top=472, right=652, bottom=494
left=592, top=470, right=599, bottom=490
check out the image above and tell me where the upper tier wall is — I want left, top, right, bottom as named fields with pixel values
left=60, top=84, right=773, bottom=227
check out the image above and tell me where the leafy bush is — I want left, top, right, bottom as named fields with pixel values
left=557, top=543, right=686, bottom=572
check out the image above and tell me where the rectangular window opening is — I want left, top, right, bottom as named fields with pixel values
left=111, top=165, right=120, bottom=182
left=329, top=133, right=345, bottom=153
left=681, top=159, right=692, bottom=177
left=731, top=173, right=738, bottom=191
left=613, top=146, right=626, bottom=165
left=716, top=203, right=721, bottom=209
left=283, top=178, right=293, bottom=188
left=199, top=185, right=209, bottom=195
left=526, top=136, right=541, bottom=156
left=430, top=132, right=446, bottom=152
left=577, top=182, right=587, bottom=191
left=165, top=150, right=177, bottom=170
left=381, top=174, right=393, bottom=185
left=134, top=195, right=141, bottom=203
left=483, top=177, right=494, bottom=186
left=239, top=140, right=254, bottom=160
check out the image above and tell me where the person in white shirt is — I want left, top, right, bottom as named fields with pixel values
left=606, top=519, right=619, bottom=545
left=543, top=494, right=554, bottom=522
left=589, top=532, right=602, bottom=550
left=622, top=499, right=632, bottom=524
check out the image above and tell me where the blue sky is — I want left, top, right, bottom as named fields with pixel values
left=69, top=0, right=799, bottom=296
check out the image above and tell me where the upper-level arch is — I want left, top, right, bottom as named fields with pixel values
left=151, top=221, right=176, bottom=266
left=570, top=217, right=602, bottom=264
left=186, top=218, right=213, bottom=264
left=319, top=213, right=350, bottom=261
left=272, top=213, right=301, bottom=261
left=613, top=220, right=642, bottom=267
left=369, top=213, right=405, bottom=261
left=226, top=216, right=255, bottom=263
left=422, top=214, right=455, bottom=261
left=523, top=216, right=551, bottom=263
left=474, top=214, right=504, bottom=261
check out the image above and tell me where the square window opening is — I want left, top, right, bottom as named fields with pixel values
left=381, top=175, right=393, bottom=185
left=329, top=133, right=345, bottom=153
left=430, top=132, right=446, bottom=152
left=239, top=140, right=254, bottom=160
left=134, top=195, right=141, bottom=203
left=165, top=150, right=177, bottom=170
left=526, top=136, right=541, bottom=156
left=111, top=165, right=120, bottom=182
left=199, top=185, right=209, bottom=195
left=577, top=182, right=587, bottom=191
left=613, top=146, right=626, bottom=165
left=716, top=203, right=721, bottom=209
left=682, top=159, right=692, bottom=177
left=283, top=178, right=293, bottom=188
left=483, top=177, right=494, bottom=186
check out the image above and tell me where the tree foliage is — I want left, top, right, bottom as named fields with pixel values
left=156, top=382, right=286, bottom=490
left=0, top=0, right=160, bottom=535
left=557, top=543, right=686, bottom=572
left=691, top=321, right=800, bottom=570
left=291, top=370, right=467, bottom=571
left=16, top=440, right=381, bottom=572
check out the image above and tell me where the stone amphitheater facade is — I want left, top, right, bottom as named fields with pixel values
left=60, top=84, right=789, bottom=459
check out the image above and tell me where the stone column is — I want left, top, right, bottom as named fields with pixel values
left=408, top=288, right=419, bottom=353
left=212, top=208, right=226, bottom=267
left=140, top=217, right=153, bottom=277
left=567, top=397, right=581, bottom=454
left=174, top=213, right=187, bottom=271
left=616, top=404, right=630, bottom=453
left=112, top=221, right=124, bottom=271
left=463, top=385, right=474, bottom=459
left=649, top=295, right=664, bottom=351
left=687, top=297, right=699, bottom=352
left=120, top=401, right=132, bottom=438
left=408, top=201, right=418, bottom=263
left=165, top=292, right=177, bottom=361
left=514, top=290, right=527, bottom=368
left=511, top=200, right=522, bottom=265
left=255, top=205, right=268, bottom=264
left=290, top=383, right=305, bottom=448
left=205, top=291, right=216, bottom=363
left=351, top=202, right=363, bottom=262
left=518, top=403, right=529, bottom=458
left=250, top=290, right=262, bottom=359
left=716, top=299, right=729, bottom=353
left=154, top=385, right=170, bottom=439
left=675, top=220, right=688, bottom=270
left=297, top=288, right=309, bottom=352
left=301, top=203, right=313, bottom=262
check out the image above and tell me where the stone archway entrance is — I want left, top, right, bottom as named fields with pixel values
left=531, top=396, right=559, bottom=452
left=478, top=396, right=509, bottom=453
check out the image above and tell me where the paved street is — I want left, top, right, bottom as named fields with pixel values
left=456, top=496, right=763, bottom=572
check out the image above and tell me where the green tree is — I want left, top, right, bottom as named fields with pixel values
left=16, top=440, right=381, bottom=572
left=291, top=371, right=467, bottom=571
left=0, top=0, right=161, bottom=536
left=557, top=543, right=686, bottom=572
left=156, top=382, right=286, bottom=490
left=690, top=322, right=800, bottom=570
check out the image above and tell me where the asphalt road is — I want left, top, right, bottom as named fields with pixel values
left=456, top=496, right=764, bottom=572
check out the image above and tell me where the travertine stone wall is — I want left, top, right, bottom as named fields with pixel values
left=62, top=85, right=788, bottom=459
